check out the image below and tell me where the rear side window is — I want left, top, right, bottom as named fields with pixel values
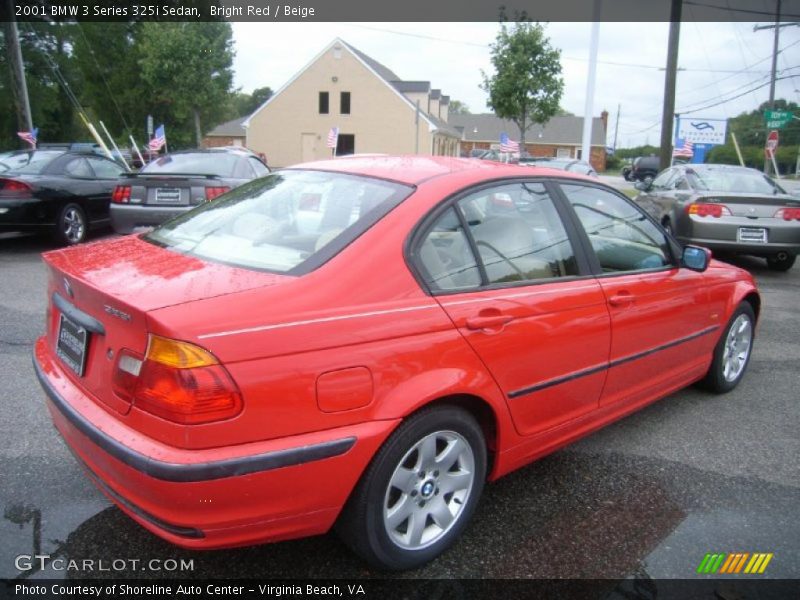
left=561, top=184, right=670, bottom=273
left=64, top=157, right=93, bottom=178
left=142, top=153, right=238, bottom=178
left=87, top=156, right=125, bottom=179
left=250, top=157, right=270, bottom=177
left=145, top=170, right=412, bottom=274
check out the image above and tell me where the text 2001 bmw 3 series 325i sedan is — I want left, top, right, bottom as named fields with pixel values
left=34, top=156, right=759, bottom=570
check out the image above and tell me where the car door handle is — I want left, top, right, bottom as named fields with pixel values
left=608, top=292, right=634, bottom=307
left=466, top=314, right=514, bottom=331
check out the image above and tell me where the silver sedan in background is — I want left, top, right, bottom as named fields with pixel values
left=634, top=164, right=800, bottom=271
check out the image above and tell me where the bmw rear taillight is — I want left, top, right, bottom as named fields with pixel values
left=204, top=186, right=230, bottom=201
left=774, top=207, right=800, bottom=221
left=112, top=185, right=131, bottom=203
left=686, top=203, right=732, bottom=218
left=112, top=335, right=242, bottom=424
left=0, top=178, right=32, bottom=192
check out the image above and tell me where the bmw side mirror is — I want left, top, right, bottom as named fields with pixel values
left=682, top=245, right=711, bottom=272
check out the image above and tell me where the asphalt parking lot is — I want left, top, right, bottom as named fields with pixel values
left=1, top=230, right=798, bottom=582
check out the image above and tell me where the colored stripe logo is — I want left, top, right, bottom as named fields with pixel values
left=697, top=553, right=774, bottom=574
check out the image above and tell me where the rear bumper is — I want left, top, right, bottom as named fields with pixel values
left=110, top=204, right=194, bottom=234
left=0, top=197, right=54, bottom=231
left=34, top=337, right=398, bottom=549
left=675, top=215, right=800, bottom=257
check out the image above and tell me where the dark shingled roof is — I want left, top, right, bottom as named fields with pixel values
left=391, top=81, right=431, bottom=93
left=449, top=114, right=607, bottom=146
left=206, top=116, right=246, bottom=137
left=430, top=89, right=441, bottom=100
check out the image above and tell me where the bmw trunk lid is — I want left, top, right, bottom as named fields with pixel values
left=42, top=234, right=288, bottom=414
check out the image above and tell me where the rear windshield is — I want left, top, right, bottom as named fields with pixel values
left=688, top=168, right=785, bottom=195
left=144, top=170, right=413, bottom=274
left=141, top=153, right=239, bottom=177
left=5, top=151, right=64, bottom=174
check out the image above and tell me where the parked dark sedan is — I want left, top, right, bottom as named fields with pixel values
left=0, top=150, right=128, bottom=245
left=110, top=149, right=270, bottom=234
left=635, top=164, right=800, bottom=271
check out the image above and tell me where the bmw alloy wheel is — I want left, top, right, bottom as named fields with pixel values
left=383, top=430, right=475, bottom=550
left=722, top=313, right=752, bottom=383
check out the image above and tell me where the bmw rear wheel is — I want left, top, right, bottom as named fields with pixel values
left=337, top=406, right=486, bottom=570
left=700, top=302, right=755, bottom=393
left=56, top=204, right=87, bottom=246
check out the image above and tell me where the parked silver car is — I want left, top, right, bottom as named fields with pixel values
left=110, top=149, right=270, bottom=234
left=635, top=164, right=800, bottom=271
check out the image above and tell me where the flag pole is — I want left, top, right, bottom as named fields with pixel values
left=78, top=113, right=114, bottom=161
left=129, top=135, right=146, bottom=167
left=99, top=120, right=130, bottom=170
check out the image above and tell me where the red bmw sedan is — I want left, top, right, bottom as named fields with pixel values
left=34, top=156, right=759, bottom=570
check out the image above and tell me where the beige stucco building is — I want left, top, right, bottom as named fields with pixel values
left=243, top=39, right=461, bottom=167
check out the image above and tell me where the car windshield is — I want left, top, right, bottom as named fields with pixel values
left=688, top=168, right=785, bottom=194
left=4, top=151, right=64, bottom=174
left=141, top=153, right=239, bottom=177
left=145, top=170, right=413, bottom=273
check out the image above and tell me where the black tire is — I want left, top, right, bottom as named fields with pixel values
left=766, top=253, right=795, bottom=272
left=336, top=405, right=487, bottom=571
left=642, top=174, right=654, bottom=186
left=55, top=203, right=87, bottom=246
left=700, top=302, right=755, bottom=393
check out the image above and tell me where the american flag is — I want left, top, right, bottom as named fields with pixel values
left=326, top=127, right=339, bottom=149
left=672, top=138, right=694, bottom=158
left=17, top=128, right=38, bottom=147
left=149, top=124, right=166, bottom=152
left=499, top=132, right=520, bottom=153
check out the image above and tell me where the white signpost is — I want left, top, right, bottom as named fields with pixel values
left=677, top=118, right=728, bottom=146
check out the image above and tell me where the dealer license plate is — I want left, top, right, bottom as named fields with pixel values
left=737, top=227, right=767, bottom=243
left=154, top=187, right=181, bottom=204
left=56, top=314, right=89, bottom=377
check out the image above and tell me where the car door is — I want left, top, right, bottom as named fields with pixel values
left=85, top=156, right=126, bottom=221
left=411, top=181, right=611, bottom=437
left=557, top=182, right=715, bottom=408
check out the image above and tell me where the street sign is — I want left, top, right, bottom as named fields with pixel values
left=765, top=129, right=779, bottom=159
left=764, top=110, right=793, bottom=129
left=146, top=115, right=153, bottom=138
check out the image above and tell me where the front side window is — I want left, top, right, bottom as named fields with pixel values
left=561, top=184, right=671, bottom=273
left=145, top=170, right=412, bottom=274
left=415, top=182, right=579, bottom=292
left=87, top=156, right=125, bottom=179
left=319, top=92, right=329, bottom=114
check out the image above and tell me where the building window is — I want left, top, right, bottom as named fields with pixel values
left=340, top=92, right=351, bottom=114
left=319, top=92, right=329, bottom=114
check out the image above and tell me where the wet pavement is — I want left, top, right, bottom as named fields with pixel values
left=1, top=231, right=799, bottom=581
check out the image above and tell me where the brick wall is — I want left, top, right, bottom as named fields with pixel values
left=201, top=135, right=245, bottom=149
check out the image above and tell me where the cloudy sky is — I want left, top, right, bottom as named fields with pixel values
left=232, top=21, right=800, bottom=149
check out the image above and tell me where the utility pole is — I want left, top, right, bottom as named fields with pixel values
left=659, top=0, right=682, bottom=171
left=754, top=0, right=783, bottom=174
left=581, top=2, right=602, bottom=165
left=2, top=2, right=34, bottom=135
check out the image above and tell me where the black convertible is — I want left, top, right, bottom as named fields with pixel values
left=0, top=150, right=127, bottom=245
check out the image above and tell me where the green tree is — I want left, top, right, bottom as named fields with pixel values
left=138, top=22, right=235, bottom=148
left=481, top=21, right=564, bottom=148
left=230, top=85, right=273, bottom=118
left=448, top=99, right=470, bottom=115
left=71, top=22, right=147, bottom=145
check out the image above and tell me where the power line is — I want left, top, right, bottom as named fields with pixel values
left=679, top=75, right=796, bottom=114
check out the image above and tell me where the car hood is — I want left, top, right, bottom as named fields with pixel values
left=42, top=234, right=290, bottom=311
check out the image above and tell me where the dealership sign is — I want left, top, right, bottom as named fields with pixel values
left=677, top=118, right=728, bottom=145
